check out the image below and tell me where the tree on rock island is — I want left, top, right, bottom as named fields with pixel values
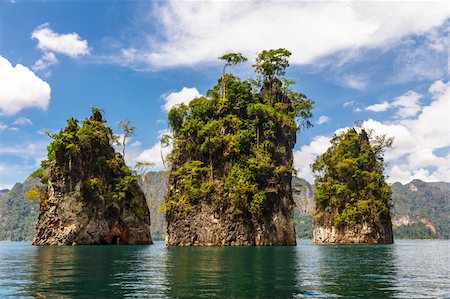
left=164, top=49, right=314, bottom=246
left=32, top=108, right=152, bottom=245
left=312, top=127, right=394, bottom=244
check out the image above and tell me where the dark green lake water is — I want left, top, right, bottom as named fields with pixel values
left=0, top=240, right=448, bottom=298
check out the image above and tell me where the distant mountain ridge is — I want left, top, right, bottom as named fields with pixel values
left=391, top=179, right=450, bottom=239
left=0, top=178, right=40, bottom=241
left=0, top=173, right=448, bottom=241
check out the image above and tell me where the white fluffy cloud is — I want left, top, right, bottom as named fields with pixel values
left=295, top=80, right=450, bottom=184
left=33, top=51, right=58, bottom=72
left=0, top=56, right=51, bottom=115
left=32, top=23, right=90, bottom=57
left=365, top=91, right=423, bottom=118
left=391, top=91, right=422, bottom=119
left=136, top=130, right=172, bottom=169
left=31, top=23, right=90, bottom=73
left=162, top=87, right=201, bottom=111
left=118, top=1, right=449, bottom=68
left=128, top=87, right=200, bottom=170
left=365, top=101, right=390, bottom=112
left=294, top=136, right=331, bottom=182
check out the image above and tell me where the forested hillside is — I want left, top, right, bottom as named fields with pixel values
left=391, top=180, right=450, bottom=239
left=0, top=178, right=40, bottom=241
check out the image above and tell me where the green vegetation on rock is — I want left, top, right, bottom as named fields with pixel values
left=165, top=49, right=314, bottom=217
left=312, top=128, right=392, bottom=228
left=37, top=108, right=143, bottom=214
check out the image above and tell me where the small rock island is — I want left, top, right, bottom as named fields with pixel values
left=164, top=49, right=314, bottom=246
left=312, top=128, right=393, bottom=244
left=32, top=109, right=152, bottom=245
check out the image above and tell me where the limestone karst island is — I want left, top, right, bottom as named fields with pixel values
left=27, top=49, right=395, bottom=246
left=31, top=109, right=152, bottom=245
left=312, top=128, right=394, bottom=244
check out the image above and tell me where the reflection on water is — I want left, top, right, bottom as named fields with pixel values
left=24, top=245, right=163, bottom=298
left=165, top=246, right=298, bottom=298
left=295, top=242, right=397, bottom=298
left=0, top=240, right=449, bottom=298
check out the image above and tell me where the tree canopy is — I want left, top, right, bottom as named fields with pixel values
left=165, top=48, right=314, bottom=216
left=254, top=48, right=291, bottom=83
left=312, top=128, right=392, bottom=228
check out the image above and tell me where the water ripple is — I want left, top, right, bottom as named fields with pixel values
left=0, top=240, right=448, bottom=298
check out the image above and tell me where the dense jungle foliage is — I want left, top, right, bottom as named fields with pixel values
left=27, top=109, right=145, bottom=218
left=165, top=49, right=314, bottom=216
left=312, top=128, right=392, bottom=228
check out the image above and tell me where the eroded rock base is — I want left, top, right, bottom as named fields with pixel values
left=313, top=222, right=393, bottom=244
left=166, top=202, right=296, bottom=246
left=33, top=182, right=152, bottom=245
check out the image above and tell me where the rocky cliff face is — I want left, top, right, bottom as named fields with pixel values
left=166, top=177, right=296, bottom=246
left=313, top=220, right=393, bottom=243
left=140, top=171, right=168, bottom=240
left=33, top=110, right=151, bottom=245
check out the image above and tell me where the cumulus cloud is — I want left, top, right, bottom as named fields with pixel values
left=295, top=80, right=450, bottom=184
left=136, top=130, right=172, bottom=169
left=316, top=115, right=331, bottom=125
left=162, top=87, right=201, bottom=111
left=133, top=87, right=201, bottom=169
left=294, top=136, right=331, bottom=182
left=391, top=91, right=422, bottom=119
left=32, top=23, right=90, bottom=57
left=33, top=51, right=57, bottom=73
left=365, top=101, right=390, bottom=112
left=365, top=90, right=423, bottom=119
left=31, top=23, right=90, bottom=73
left=117, top=1, right=448, bottom=69
left=0, top=56, right=51, bottom=115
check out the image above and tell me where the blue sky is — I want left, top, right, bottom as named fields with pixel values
left=0, top=1, right=449, bottom=189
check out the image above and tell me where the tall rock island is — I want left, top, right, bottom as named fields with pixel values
left=33, top=109, right=152, bottom=245
left=164, top=49, right=314, bottom=246
left=312, top=128, right=393, bottom=243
